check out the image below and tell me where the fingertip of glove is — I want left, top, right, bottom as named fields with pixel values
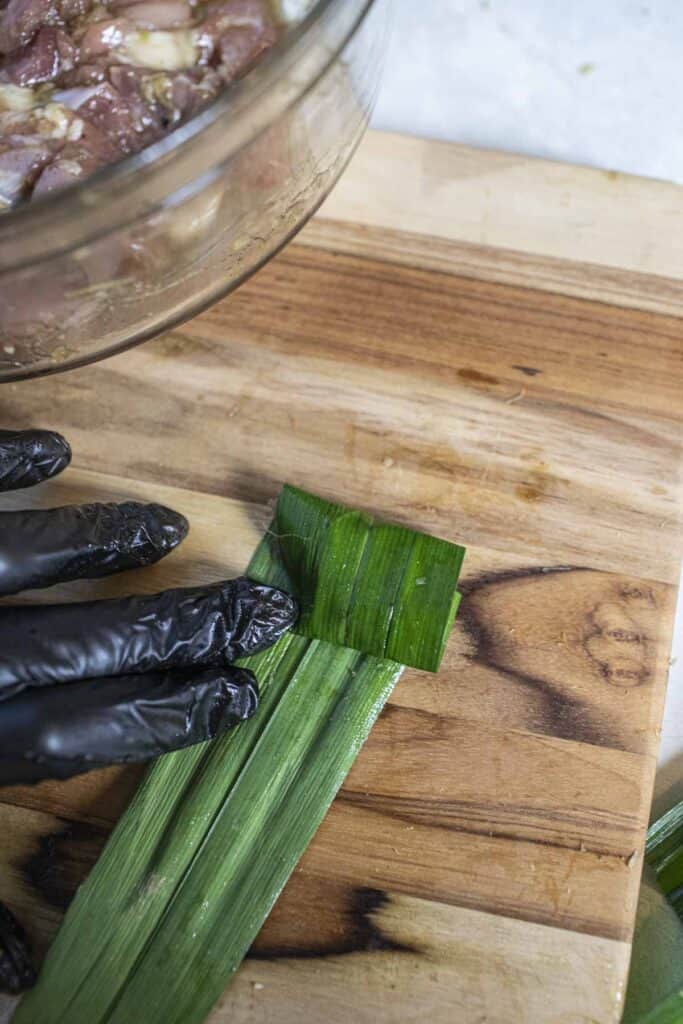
left=242, top=580, right=299, bottom=649
left=43, top=431, right=72, bottom=481
left=205, top=668, right=259, bottom=738
left=24, top=429, right=71, bottom=469
left=264, top=586, right=299, bottom=631
left=227, top=667, right=260, bottom=719
left=0, top=428, right=72, bottom=491
left=44, top=430, right=71, bottom=461
left=143, top=503, right=190, bottom=553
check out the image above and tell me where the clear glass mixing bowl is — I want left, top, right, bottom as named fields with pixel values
left=0, top=0, right=388, bottom=381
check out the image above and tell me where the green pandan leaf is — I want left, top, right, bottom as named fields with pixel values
left=253, top=485, right=465, bottom=671
left=15, top=486, right=465, bottom=1024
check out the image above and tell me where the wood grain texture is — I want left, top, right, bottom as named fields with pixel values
left=302, top=219, right=683, bottom=319
left=0, top=132, right=681, bottom=1023
left=313, top=132, right=683, bottom=315
left=214, top=895, right=632, bottom=1024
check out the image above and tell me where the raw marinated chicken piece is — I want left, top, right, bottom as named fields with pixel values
left=199, top=0, right=277, bottom=77
left=0, top=0, right=58, bottom=56
left=0, top=0, right=95, bottom=54
left=0, top=137, right=54, bottom=204
left=32, top=112, right=119, bottom=195
left=0, top=102, right=78, bottom=202
left=1, top=26, right=76, bottom=86
left=0, top=0, right=280, bottom=209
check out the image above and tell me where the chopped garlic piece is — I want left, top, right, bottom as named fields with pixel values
left=122, top=29, right=199, bottom=71
left=41, top=103, right=74, bottom=140
left=67, top=117, right=84, bottom=142
left=141, top=72, right=173, bottom=109
left=0, top=85, right=37, bottom=113
left=59, top=159, right=84, bottom=177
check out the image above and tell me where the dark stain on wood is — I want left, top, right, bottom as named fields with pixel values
left=458, top=566, right=609, bottom=748
left=21, top=819, right=106, bottom=915
left=248, top=888, right=414, bottom=961
left=516, top=461, right=552, bottom=503
left=513, top=365, right=542, bottom=376
left=457, top=368, right=500, bottom=386
left=516, top=483, right=543, bottom=503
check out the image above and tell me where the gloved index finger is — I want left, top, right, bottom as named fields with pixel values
left=0, top=430, right=71, bottom=493
left=0, top=500, right=189, bottom=596
left=0, top=578, right=297, bottom=700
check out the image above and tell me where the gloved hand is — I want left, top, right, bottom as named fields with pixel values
left=0, top=429, right=297, bottom=785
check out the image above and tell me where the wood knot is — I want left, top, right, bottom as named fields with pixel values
left=584, top=600, right=651, bottom=688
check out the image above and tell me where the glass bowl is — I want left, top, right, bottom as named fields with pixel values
left=0, top=0, right=389, bottom=381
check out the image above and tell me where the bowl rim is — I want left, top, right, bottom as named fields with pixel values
left=0, top=0, right=375, bottom=268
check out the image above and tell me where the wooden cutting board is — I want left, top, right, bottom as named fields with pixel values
left=1, top=131, right=682, bottom=1024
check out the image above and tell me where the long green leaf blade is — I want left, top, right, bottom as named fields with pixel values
left=637, top=991, right=683, bottom=1024
left=14, top=635, right=307, bottom=1024
left=647, top=801, right=683, bottom=918
left=106, top=651, right=401, bottom=1024
left=15, top=486, right=465, bottom=1024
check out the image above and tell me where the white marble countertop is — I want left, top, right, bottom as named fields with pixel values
left=371, top=0, right=682, bottom=818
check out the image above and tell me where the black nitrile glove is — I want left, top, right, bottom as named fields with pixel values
left=0, top=429, right=297, bottom=785
left=0, top=901, right=35, bottom=995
